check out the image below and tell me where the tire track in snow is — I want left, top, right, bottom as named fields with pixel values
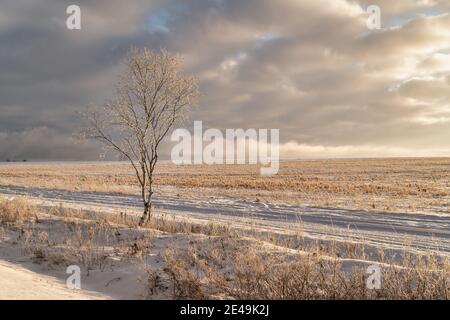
left=0, top=184, right=449, bottom=255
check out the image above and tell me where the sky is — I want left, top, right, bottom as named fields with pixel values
left=0, top=0, right=449, bottom=160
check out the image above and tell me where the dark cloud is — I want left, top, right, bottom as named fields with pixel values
left=0, top=0, right=449, bottom=160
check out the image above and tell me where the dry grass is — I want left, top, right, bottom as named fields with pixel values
left=0, top=196, right=234, bottom=274
left=143, top=213, right=235, bottom=237
left=0, top=197, right=36, bottom=225
left=1, top=196, right=449, bottom=299
left=159, top=236, right=450, bottom=300
left=0, top=197, right=153, bottom=272
left=0, top=158, right=448, bottom=213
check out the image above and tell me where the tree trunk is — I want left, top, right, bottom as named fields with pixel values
left=139, top=201, right=151, bottom=226
left=139, top=174, right=154, bottom=226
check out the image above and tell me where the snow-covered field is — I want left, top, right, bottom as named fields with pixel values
left=0, top=160, right=449, bottom=299
left=0, top=184, right=449, bottom=256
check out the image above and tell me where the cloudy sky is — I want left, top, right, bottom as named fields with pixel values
left=0, top=0, right=449, bottom=160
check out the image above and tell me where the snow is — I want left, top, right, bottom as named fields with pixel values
left=0, top=260, right=107, bottom=300
left=0, top=184, right=448, bottom=256
left=0, top=183, right=448, bottom=299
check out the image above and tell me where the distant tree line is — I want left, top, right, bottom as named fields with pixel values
left=2, top=159, right=27, bottom=162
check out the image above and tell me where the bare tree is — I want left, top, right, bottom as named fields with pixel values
left=82, top=48, right=199, bottom=225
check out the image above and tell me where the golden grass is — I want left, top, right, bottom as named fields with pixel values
left=161, top=236, right=450, bottom=300
left=0, top=158, right=449, bottom=213
left=0, top=197, right=36, bottom=225
left=0, top=197, right=151, bottom=271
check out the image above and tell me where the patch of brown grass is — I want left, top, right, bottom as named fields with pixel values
left=0, top=197, right=155, bottom=272
left=0, top=197, right=37, bottom=226
left=159, top=236, right=450, bottom=300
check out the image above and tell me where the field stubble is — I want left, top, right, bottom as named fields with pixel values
left=0, top=158, right=448, bottom=213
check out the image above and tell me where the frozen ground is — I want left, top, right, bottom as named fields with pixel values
left=0, top=184, right=449, bottom=257
left=0, top=260, right=107, bottom=299
left=0, top=217, right=189, bottom=300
